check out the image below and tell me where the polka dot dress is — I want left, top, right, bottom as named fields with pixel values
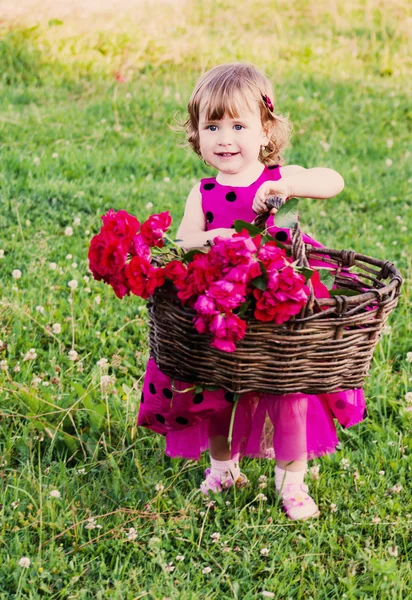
left=137, top=165, right=367, bottom=461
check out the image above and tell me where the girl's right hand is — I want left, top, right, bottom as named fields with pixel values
left=253, top=180, right=290, bottom=214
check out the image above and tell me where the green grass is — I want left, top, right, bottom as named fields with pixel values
left=0, top=1, right=411, bottom=598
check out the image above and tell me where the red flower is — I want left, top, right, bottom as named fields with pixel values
left=125, top=256, right=165, bottom=299
left=140, top=211, right=172, bottom=248
left=108, top=269, right=130, bottom=299
left=101, top=209, right=140, bottom=249
left=88, top=233, right=128, bottom=279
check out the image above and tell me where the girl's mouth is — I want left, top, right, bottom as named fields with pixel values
left=216, top=152, right=239, bottom=157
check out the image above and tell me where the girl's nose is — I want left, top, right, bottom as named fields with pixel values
left=217, top=130, right=232, bottom=146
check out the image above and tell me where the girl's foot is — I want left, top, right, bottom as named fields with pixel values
left=199, top=468, right=248, bottom=494
left=200, top=456, right=248, bottom=494
left=275, top=465, right=319, bottom=521
left=277, top=483, right=320, bottom=521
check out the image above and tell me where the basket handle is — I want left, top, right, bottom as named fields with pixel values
left=253, top=196, right=315, bottom=316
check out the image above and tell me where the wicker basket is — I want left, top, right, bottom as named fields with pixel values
left=148, top=199, right=402, bottom=395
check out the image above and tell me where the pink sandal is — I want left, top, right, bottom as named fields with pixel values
left=278, top=483, right=320, bottom=521
left=200, top=468, right=249, bottom=495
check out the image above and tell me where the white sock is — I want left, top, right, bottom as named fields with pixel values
left=210, top=454, right=240, bottom=481
left=275, top=464, right=306, bottom=492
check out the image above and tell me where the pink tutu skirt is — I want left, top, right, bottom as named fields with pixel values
left=138, top=357, right=367, bottom=461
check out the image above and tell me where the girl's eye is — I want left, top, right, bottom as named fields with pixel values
left=234, top=124, right=244, bottom=131
left=207, top=125, right=218, bottom=132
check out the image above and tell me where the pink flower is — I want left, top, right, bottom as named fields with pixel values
left=209, top=312, right=247, bottom=353
left=125, top=256, right=165, bottom=299
left=212, top=234, right=257, bottom=268
left=140, top=211, right=172, bottom=248
left=194, top=315, right=209, bottom=334
left=193, top=295, right=218, bottom=316
left=88, top=233, right=128, bottom=279
left=258, top=243, right=287, bottom=269
left=208, top=280, right=246, bottom=311
left=108, top=270, right=130, bottom=299
left=129, top=234, right=151, bottom=260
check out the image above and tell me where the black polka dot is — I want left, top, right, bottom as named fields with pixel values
left=268, top=164, right=279, bottom=170
left=149, top=383, right=156, bottom=394
left=231, top=223, right=235, bottom=229
left=176, top=416, right=189, bottom=425
left=193, top=393, right=204, bottom=404
left=163, top=388, right=173, bottom=399
left=275, top=231, right=288, bottom=242
left=155, top=414, right=165, bottom=424
left=141, top=422, right=149, bottom=427
left=363, top=408, right=368, bottom=419
left=204, top=183, right=215, bottom=191
left=206, top=211, right=214, bottom=224
left=225, top=191, right=237, bottom=202
left=335, top=400, right=347, bottom=410
left=224, top=391, right=236, bottom=403
left=140, top=392, right=144, bottom=404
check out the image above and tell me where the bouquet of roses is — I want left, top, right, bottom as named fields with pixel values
left=88, top=208, right=329, bottom=352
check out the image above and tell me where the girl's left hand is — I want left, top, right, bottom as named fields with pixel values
left=253, top=180, right=290, bottom=214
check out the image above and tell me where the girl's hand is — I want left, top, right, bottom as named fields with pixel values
left=253, top=180, right=290, bottom=214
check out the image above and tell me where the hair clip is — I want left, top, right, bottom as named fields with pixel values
left=262, top=94, right=274, bottom=112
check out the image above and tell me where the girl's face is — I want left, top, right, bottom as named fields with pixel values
left=198, top=99, right=269, bottom=175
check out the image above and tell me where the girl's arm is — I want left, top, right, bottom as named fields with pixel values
left=253, top=166, right=344, bottom=213
left=176, top=183, right=234, bottom=250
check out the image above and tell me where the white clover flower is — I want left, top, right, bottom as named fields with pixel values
left=83, top=275, right=90, bottom=282
left=340, top=458, right=351, bottom=470
left=33, top=156, right=40, bottom=165
left=97, top=358, right=109, bottom=368
left=387, top=545, right=398, bottom=557
left=405, top=392, right=412, bottom=404
left=49, top=262, right=57, bottom=270
left=261, top=592, right=275, bottom=598
left=23, top=348, right=37, bottom=361
left=385, top=158, right=393, bottom=167
left=310, top=465, right=320, bottom=480
left=145, top=202, right=154, bottom=209
left=155, top=482, right=165, bottom=492
left=52, top=323, right=62, bottom=334
left=71, top=262, right=78, bottom=268
left=12, top=269, right=22, bottom=279
left=256, top=493, right=267, bottom=501
left=202, top=566, right=212, bottom=574
left=320, top=140, right=330, bottom=152
left=66, top=254, right=72, bottom=260
left=372, top=516, right=381, bottom=524
left=64, top=226, right=73, bottom=237
left=100, top=375, right=115, bottom=391
left=163, top=176, right=170, bottom=182
left=210, top=532, right=220, bottom=542
left=68, top=279, right=78, bottom=290
left=260, top=547, right=270, bottom=556
left=85, top=517, right=102, bottom=530
left=11, top=500, right=20, bottom=509
left=127, top=527, right=138, bottom=541
left=176, top=555, right=185, bottom=561
left=49, top=490, right=61, bottom=499
left=76, top=468, right=86, bottom=475
left=382, top=324, right=392, bottom=335
left=52, top=152, right=59, bottom=159
left=0, top=360, right=8, bottom=371
left=73, top=217, right=81, bottom=226
left=18, top=557, right=31, bottom=568
left=0, top=249, right=4, bottom=258
left=13, top=364, right=21, bottom=373
left=85, top=287, right=91, bottom=293
left=165, top=562, right=175, bottom=573
left=68, top=350, right=79, bottom=361
left=94, top=295, right=101, bottom=305
left=330, top=503, right=337, bottom=513
left=391, top=484, right=403, bottom=494
left=379, top=470, right=385, bottom=476
left=36, top=305, right=45, bottom=314
left=386, top=139, right=394, bottom=148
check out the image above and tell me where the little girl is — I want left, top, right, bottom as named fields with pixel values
left=138, top=63, right=367, bottom=520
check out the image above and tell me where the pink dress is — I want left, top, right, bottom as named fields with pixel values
left=138, top=165, right=367, bottom=461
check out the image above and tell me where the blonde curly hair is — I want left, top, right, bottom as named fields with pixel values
left=185, top=63, right=292, bottom=166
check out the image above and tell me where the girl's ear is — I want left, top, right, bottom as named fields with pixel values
left=262, top=121, right=274, bottom=145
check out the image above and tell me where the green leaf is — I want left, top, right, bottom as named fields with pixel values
left=182, top=249, right=206, bottom=262
left=329, top=288, right=361, bottom=297
left=237, top=298, right=252, bottom=318
left=233, top=220, right=262, bottom=236
left=295, top=266, right=314, bottom=282
left=250, top=275, right=267, bottom=291
left=274, top=198, right=299, bottom=229
left=318, top=268, right=335, bottom=290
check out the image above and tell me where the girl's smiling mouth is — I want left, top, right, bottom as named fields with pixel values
left=216, top=152, right=240, bottom=157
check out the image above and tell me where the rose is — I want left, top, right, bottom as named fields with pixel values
left=140, top=211, right=172, bottom=248
left=125, top=256, right=165, bottom=299
left=208, top=280, right=246, bottom=311
left=193, top=295, right=218, bottom=316
left=108, top=270, right=130, bottom=299
left=88, top=233, right=128, bottom=279
left=101, top=209, right=140, bottom=247
left=209, top=313, right=247, bottom=353
left=129, top=233, right=151, bottom=260
left=163, top=260, right=188, bottom=285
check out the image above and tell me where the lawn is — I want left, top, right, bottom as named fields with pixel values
left=0, top=1, right=411, bottom=598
